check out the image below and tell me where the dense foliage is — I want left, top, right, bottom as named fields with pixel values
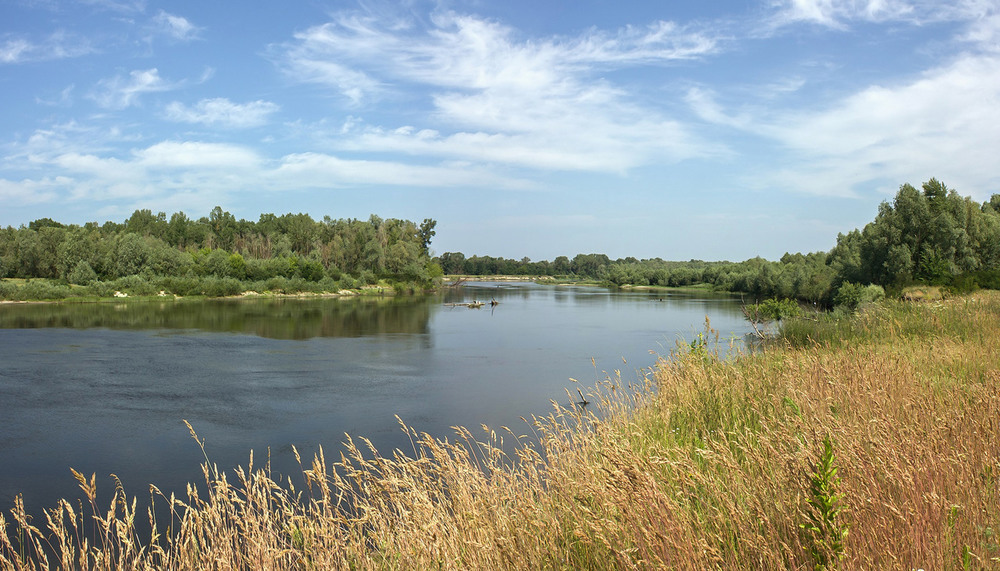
left=4, top=178, right=999, bottom=303
left=438, top=178, right=1000, bottom=303
left=0, top=208, right=441, bottom=297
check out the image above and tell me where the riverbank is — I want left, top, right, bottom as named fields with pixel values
left=2, top=292, right=998, bottom=569
left=0, top=276, right=410, bottom=304
left=444, top=274, right=605, bottom=286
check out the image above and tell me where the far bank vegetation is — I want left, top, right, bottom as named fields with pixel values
left=438, top=179, right=1000, bottom=305
left=0, top=209, right=442, bottom=300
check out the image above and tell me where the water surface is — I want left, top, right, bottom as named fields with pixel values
left=0, top=282, right=752, bottom=514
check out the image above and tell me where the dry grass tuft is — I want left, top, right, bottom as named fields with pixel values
left=3, top=292, right=1000, bottom=569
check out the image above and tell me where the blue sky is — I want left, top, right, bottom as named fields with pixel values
left=2, top=0, right=999, bottom=261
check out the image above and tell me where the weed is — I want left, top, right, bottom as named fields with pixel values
left=801, top=435, right=848, bottom=570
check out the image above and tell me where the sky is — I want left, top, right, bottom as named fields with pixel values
left=2, top=0, right=999, bottom=262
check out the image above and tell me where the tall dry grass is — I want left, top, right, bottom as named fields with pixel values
left=2, top=293, right=999, bottom=569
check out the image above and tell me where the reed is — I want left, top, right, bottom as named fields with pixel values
left=2, top=292, right=999, bottom=569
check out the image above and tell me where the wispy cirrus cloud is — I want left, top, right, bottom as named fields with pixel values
left=281, top=11, right=720, bottom=100
left=767, top=0, right=999, bottom=30
left=0, top=31, right=95, bottom=64
left=276, top=9, right=725, bottom=172
left=90, top=68, right=177, bottom=109
left=164, top=98, right=280, bottom=128
left=768, top=0, right=914, bottom=28
left=76, top=0, right=146, bottom=14
left=150, top=10, right=201, bottom=42
left=1, top=126, right=535, bottom=212
left=745, top=51, right=1000, bottom=198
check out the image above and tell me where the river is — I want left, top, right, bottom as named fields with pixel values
left=0, top=282, right=753, bottom=518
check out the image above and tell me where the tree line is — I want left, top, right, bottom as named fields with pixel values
left=3, top=178, right=998, bottom=303
left=437, top=179, right=1000, bottom=304
left=0, top=207, right=441, bottom=299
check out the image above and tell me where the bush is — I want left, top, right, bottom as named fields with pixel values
left=87, top=280, right=116, bottom=298
left=67, top=260, right=98, bottom=285
left=757, top=298, right=802, bottom=321
left=109, top=275, right=159, bottom=296
left=159, top=276, right=205, bottom=296
left=834, top=282, right=884, bottom=312
left=316, top=277, right=340, bottom=292
left=15, top=280, right=71, bottom=300
left=265, top=276, right=289, bottom=293
left=299, top=260, right=326, bottom=282
left=0, top=280, right=17, bottom=299
left=201, top=277, right=244, bottom=297
left=963, top=269, right=1000, bottom=291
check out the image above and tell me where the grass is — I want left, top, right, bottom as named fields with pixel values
left=3, top=293, right=1000, bottom=569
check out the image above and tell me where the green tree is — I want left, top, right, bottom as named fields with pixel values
left=552, top=256, right=571, bottom=274
left=438, top=252, right=466, bottom=275
left=57, top=226, right=103, bottom=279
left=209, top=206, right=238, bottom=251
left=67, top=260, right=98, bottom=285
left=36, top=226, right=66, bottom=279
left=278, top=212, right=318, bottom=254
left=11, top=228, right=41, bottom=278
left=570, top=253, right=610, bottom=277
left=110, top=232, right=151, bottom=278
left=126, top=209, right=168, bottom=238
left=27, top=217, right=65, bottom=231
left=419, top=218, right=437, bottom=254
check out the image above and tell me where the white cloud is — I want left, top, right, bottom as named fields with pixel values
left=1, top=129, right=535, bottom=212
left=282, top=11, right=719, bottom=97
left=684, top=87, right=753, bottom=128
left=164, top=98, right=280, bottom=128
left=961, top=10, right=1000, bottom=51
left=133, top=141, right=263, bottom=170
left=768, top=0, right=919, bottom=28
left=0, top=31, right=94, bottom=64
left=35, top=84, right=76, bottom=107
left=759, top=53, right=1000, bottom=198
left=0, top=176, right=66, bottom=205
left=91, top=68, right=176, bottom=109
left=152, top=10, right=201, bottom=41
left=768, top=0, right=1000, bottom=30
left=276, top=10, right=723, bottom=172
left=0, top=38, right=31, bottom=63
left=271, top=152, right=533, bottom=189
left=77, top=0, right=146, bottom=14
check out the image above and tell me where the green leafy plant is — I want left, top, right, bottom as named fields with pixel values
left=801, top=435, right=849, bottom=570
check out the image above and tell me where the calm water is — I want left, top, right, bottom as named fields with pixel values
left=0, top=282, right=752, bottom=516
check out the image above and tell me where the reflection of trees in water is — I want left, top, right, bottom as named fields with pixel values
left=443, top=282, right=534, bottom=304
left=0, top=297, right=434, bottom=340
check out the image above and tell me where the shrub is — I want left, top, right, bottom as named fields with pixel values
left=834, top=282, right=884, bottom=311
left=109, top=275, right=159, bottom=296
left=159, top=276, right=205, bottom=296
left=201, top=277, right=244, bottom=297
left=16, top=280, right=71, bottom=300
left=265, top=276, right=289, bottom=293
left=0, top=280, right=17, bottom=299
left=299, top=260, right=326, bottom=282
left=316, top=277, right=340, bottom=292
left=67, top=260, right=98, bottom=286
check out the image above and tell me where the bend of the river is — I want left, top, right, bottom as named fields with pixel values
left=0, top=282, right=754, bottom=518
